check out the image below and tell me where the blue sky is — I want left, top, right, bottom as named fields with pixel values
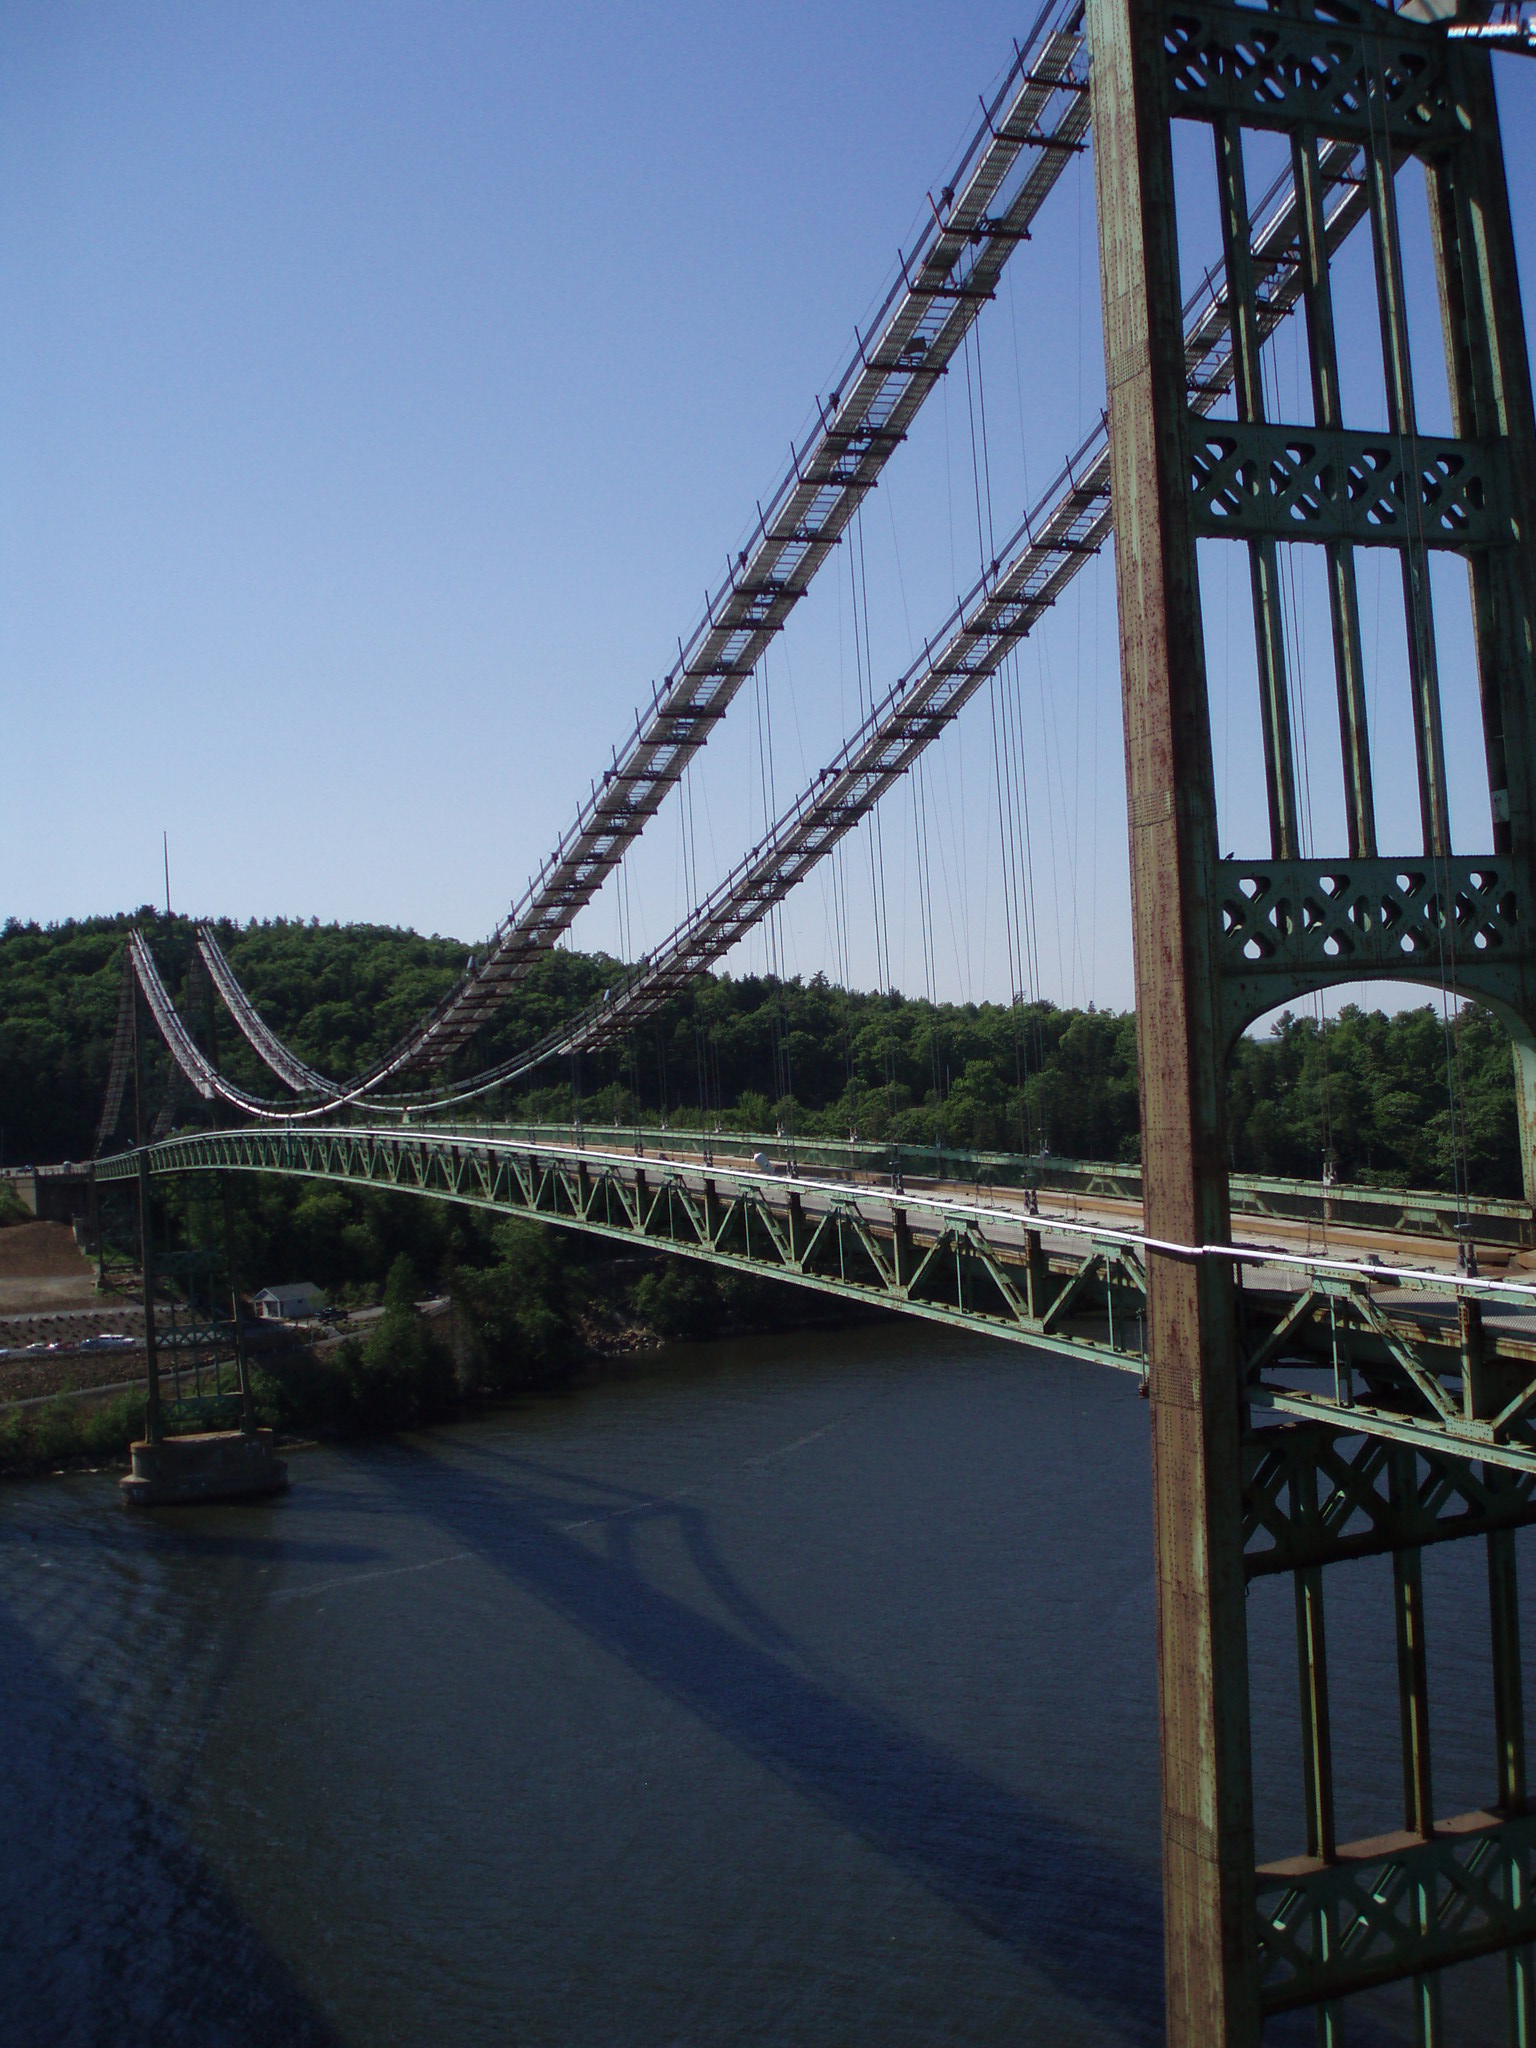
left=5, top=3, right=1536, bottom=1019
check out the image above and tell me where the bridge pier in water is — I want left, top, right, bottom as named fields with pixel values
left=1088, top=0, right=1536, bottom=2038
left=118, top=1166, right=284, bottom=1506
left=120, top=974, right=285, bottom=1505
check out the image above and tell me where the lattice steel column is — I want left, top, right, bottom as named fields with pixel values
left=1137, top=3, right=1536, bottom=1212
left=1087, top=0, right=1536, bottom=2038
left=1425, top=45, right=1536, bottom=1210
left=1086, top=0, right=1259, bottom=2038
left=1368, top=128, right=1452, bottom=861
left=1245, top=1429, right=1536, bottom=2030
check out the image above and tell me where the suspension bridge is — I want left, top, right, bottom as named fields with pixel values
left=41, top=0, right=1536, bottom=2037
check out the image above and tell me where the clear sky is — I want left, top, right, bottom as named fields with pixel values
left=5, top=4, right=1536, bottom=1019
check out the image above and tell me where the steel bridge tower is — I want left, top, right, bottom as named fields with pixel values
left=1088, top=0, right=1536, bottom=2038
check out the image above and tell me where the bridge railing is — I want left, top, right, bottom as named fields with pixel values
left=88, top=1120, right=1536, bottom=1482
left=371, top=1121, right=1535, bottom=1249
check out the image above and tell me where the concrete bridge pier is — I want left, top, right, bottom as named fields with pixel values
left=120, top=1428, right=288, bottom=1507
left=120, top=1040, right=280, bottom=1505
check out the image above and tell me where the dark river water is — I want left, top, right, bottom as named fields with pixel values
left=1, top=1323, right=1530, bottom=2046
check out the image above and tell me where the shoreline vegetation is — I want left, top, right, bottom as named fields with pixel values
left=4, top=910, right=1522, bottom=1194
left=0, top=1234, right=881, bottom=1479
left=2, top=908, right=1524, bottom=1478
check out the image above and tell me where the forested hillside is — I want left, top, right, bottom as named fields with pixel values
left=0, top=911, right=1521, bottom=1198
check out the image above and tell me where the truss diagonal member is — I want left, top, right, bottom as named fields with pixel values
left=1352, top=1291, right=1460, bottom=1422
left=1242, top=1285, right=1326, bottom=1380
left=1040, top=1245, right=1105, bottom=1333
left=196, top=926, right=337, bottom=1096
left=1490, top=1368, right=1536, bottom=1438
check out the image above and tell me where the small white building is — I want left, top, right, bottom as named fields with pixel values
left=253, top=1281, right=326, bottom=1322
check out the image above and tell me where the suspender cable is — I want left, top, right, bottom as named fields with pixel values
left=119, top=137, right=1375, bottom=1132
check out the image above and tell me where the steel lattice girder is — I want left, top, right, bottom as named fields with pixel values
left=1215, top=852, right=1535, bottom=1044
left=126, top=1321, right=238, bottom=1355
left=1162, top=0, right=1465, bottom=142
left=1256, top=1810, right=1536, bottom=2012
left=1242, top=1421, right=1536, bottom=1576
left=409, top=1118, right=1536, bottom=1246
left=1188, top=420, right=1514, bottom=550
left=90, top=1126, right=1536, bottom=1476
left=89, top=1126, right=1145, bottom=1364
left=1241, top=1270, right=1536, bottom=1466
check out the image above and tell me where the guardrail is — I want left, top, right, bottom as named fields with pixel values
left=383, top=1123, right=1536, bottom=1249
left=92, top=1122, right=1536, bottom=1475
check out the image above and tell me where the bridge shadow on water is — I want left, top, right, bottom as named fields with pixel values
left=366, top=1431, right=1379, bottom=2046
left=353, top=1433, right=1175, bottom=2043
left=0, top=1437, right=1370, bottom=2047
left=0, top=1594, right=342, bottom=2048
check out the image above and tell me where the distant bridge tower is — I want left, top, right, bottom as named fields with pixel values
left=1088, top=0, right=1536, bottom=2040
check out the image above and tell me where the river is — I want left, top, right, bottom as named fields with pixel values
left=1, top=1323, right=1529, bottom=2045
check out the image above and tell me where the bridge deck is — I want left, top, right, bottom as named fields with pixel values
left=91, top=1123, right=1536, bottom=1478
